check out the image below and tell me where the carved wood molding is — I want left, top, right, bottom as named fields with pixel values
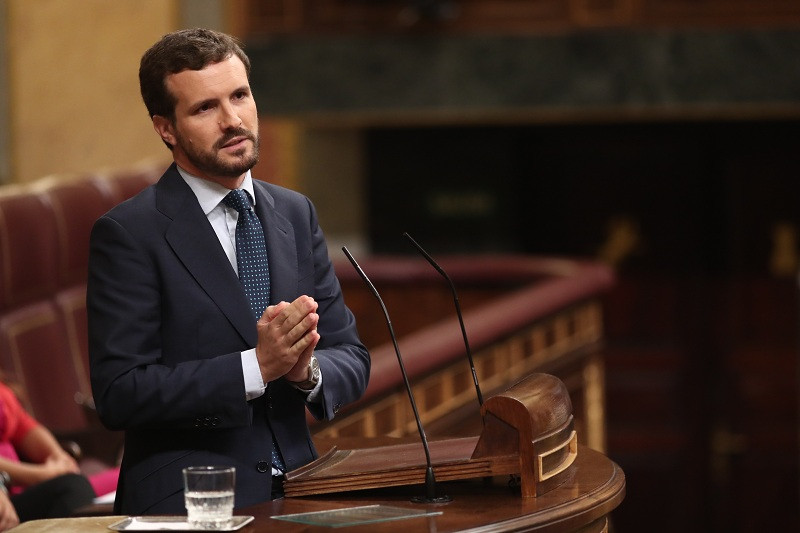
left=312, top=301, right=607, bottom=451
left=231, top=0, right=800, bottom=37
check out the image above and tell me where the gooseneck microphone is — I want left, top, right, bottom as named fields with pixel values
left=342, top=246, right=451, bottom=504
left=403, top=232, right=485, bottom=408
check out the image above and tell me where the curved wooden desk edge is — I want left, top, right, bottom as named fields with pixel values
left=260, top=446, right=625, bottom=533
left=485, top=447, right=626, bottom=533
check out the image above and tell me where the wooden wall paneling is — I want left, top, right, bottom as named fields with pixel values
left=569, top=0, right=635, bottom=27
left=637, top=0, right=800, bottom=27
left=237, top=0, right=611, bottom=35
left=233, top=0, right=304, bottom=34
left=235, top=0, right=800, bottom=36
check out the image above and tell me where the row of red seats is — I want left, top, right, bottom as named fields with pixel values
left=0, top=161, right=163, bottom=438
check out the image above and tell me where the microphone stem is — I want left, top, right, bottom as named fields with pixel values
left=386, top=310, right=433, bottom=468
left=452, top=292, right=484, bottom=407
left=342, top=246, right=452, bottom=503
left=403, top=233, right=485, bottom=407
left=425, top=466, right=437, bottom=500
left=342, top=248, right=433, bottom=469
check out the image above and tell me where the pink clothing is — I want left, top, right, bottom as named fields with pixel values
left=0, top=383, right=41, bottom=495
left=0, top=383, right=38, bottom=462
left=0, top=382, right=118, bottom=496
left=87, top=466, right=120, bottom=496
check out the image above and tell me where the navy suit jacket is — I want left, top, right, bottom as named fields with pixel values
left=87, top=164, right=369, bottom=514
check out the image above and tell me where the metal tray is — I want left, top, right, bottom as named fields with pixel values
left=108, top=515, right=254, bottom=531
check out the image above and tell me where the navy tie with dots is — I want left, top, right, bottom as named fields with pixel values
left=223, top=189, right=270, bottom=321
left=223, top=189, right=286, bottom=473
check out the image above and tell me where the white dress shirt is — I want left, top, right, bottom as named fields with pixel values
left=177, top=167, right=321, bottom=402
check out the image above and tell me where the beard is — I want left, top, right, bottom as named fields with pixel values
left=175, top=126, right=260, bottom=178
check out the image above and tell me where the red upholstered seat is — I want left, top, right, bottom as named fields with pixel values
left=55, top=284, right=93, bottom=406
left=0, top=302, right=87, bottom=433
left=0, top=165, right=161, bottom=433
left=0, top=189, right=59, bottom=310
left=0, top=165, right=160, bottom=476
left=40, top=176, right=116, bottom=288
left=105, top=165, right=160, bottom=204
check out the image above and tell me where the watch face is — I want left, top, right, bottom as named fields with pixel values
left=310, top=356, right=321, bottom=379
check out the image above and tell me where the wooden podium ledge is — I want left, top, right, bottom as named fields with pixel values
left=263, top=446, right=625, bottom=533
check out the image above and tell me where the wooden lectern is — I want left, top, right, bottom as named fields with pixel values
left=284, top=373, right=578, bottom=499
left=11, top=374, right=624, bottom=533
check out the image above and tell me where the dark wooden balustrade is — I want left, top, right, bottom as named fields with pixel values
left=311, top=255, right=615, bottom=453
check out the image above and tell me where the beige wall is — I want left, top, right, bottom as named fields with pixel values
left=6, top=0, right=178, bottom=183
left=0, top=1, right=362, bottom=245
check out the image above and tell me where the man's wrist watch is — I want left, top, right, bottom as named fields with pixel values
left=290, top=355, right=320, bottom=391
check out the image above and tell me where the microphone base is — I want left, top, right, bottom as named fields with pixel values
left=412, top=466, right=453, bottom=503
left=410, top=494, right=453, bottom=504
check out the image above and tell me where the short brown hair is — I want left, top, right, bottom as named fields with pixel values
left=139, top=28, right=251, bottom=120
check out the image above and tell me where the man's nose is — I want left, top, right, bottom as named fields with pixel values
left=218, top=104, right=242, bottom=129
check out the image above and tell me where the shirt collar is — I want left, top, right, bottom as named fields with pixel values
left=176, top=166, right=256, bottom=215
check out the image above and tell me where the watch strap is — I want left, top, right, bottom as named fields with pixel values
left=290, top=355, right=320, bottom=391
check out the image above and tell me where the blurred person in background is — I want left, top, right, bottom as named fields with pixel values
left=0, top=378, right=118, bottom=526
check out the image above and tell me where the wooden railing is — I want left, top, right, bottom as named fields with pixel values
left=311, top=255, right=614, bottom=452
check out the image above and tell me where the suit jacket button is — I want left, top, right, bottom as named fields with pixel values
left=256, top=461, right=270, bottom=473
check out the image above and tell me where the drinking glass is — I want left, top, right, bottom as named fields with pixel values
left=183, top=466, right=235, bottom=529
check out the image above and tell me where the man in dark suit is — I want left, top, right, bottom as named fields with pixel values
left=87, top=28, right=370, bottom=515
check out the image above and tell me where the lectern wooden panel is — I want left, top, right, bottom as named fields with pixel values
left=284, top=374, right=578, bottom=499
left=264, top=446, right=624, bottom=533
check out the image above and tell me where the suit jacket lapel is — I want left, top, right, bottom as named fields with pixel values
left=156, top=165, right=256, bottom=345
left=252, top=180, right=298, bottom=306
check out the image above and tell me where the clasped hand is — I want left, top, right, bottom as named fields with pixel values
left=255, top=295, right=320, bottom=384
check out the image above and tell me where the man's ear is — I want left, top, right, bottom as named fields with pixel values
left=152, top=115, right=176, bottom=147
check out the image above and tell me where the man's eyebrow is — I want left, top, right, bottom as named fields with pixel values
left=186, top=97, right=217, bottom=112
left=185, top=84, right=252, bottom=111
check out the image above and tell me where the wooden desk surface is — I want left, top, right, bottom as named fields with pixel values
left=9, top=447, right=623, bottom=533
